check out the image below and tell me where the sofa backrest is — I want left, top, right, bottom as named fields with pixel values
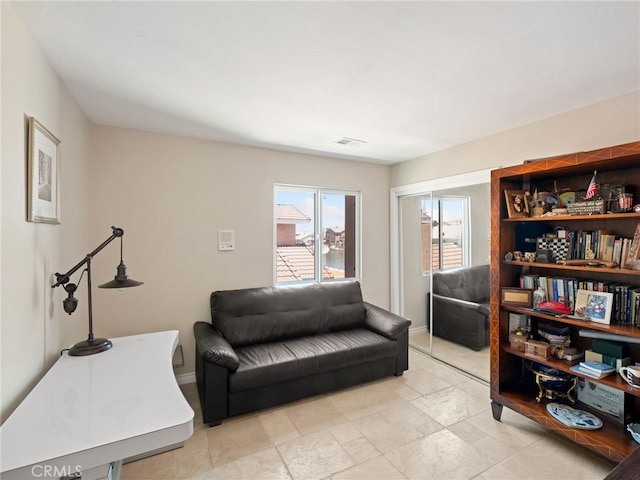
left=432, top=264, right=490, bottom=304
left=210, top=281, right=365, bottom=347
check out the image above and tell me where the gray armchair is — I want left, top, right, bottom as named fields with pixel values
left=426, top=265, right=490, bottom=351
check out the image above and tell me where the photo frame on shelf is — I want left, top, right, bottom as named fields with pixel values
left=573, top=289, right=613, bottom=325
left=27, top=117, right=60, bottom=224
left=501, top=288, right=533, bottom=308
left=504, top=190, right=529, bottom=218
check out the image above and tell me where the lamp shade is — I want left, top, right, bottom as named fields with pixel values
left=99, top=260, right=143, bottom=289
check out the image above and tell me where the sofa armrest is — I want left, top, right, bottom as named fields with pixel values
left=432, top=293, right=489, bottom=316
left=193, top=321, right=240, bottom=371
left=363, top=302, right=411, bottom=340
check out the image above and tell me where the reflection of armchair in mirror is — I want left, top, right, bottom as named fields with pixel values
left=426, top=265, right=490, bottom=351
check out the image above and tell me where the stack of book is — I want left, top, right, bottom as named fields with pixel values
left=571, top=361, right=616, bottom=379
left=537, top=322, right=571, bottom=346
left=585, top=339, right=631, bottom=372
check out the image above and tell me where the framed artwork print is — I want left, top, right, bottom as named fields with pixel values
left=504, top=190, right=529, bottom=218
left=573, top=289, right=613, bottom=325
left=27, top=117, right=60, bottom=224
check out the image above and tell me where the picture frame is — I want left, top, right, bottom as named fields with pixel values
left=504, top=190, right=529, bottom=218
left=501, top=287, right=533, bottom=308
left=573, top=289, right=613, bottom=325
left=27, top=117, right=60, bottom=224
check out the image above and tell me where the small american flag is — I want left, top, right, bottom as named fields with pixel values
left=584, top=170, right=598, bottom=199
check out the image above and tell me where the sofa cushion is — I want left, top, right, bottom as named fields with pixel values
left=211, top=282, right=365, bottom=347
left=432, top=265, right=489, bottom=303
left=228, top=328, right=398, bottom=392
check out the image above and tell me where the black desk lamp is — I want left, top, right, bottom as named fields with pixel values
left=52, top=226, right=143, bottom=356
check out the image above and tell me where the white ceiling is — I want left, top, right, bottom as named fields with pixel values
left=13, top=1, right=640, bottom=165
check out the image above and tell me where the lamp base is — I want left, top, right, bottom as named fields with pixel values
left=68, top=337, right=113, bottom=356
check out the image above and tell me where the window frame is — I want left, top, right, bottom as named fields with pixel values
left=422, top=195, right=471, bottom=274
left=273, top=184, right=361, bottom=286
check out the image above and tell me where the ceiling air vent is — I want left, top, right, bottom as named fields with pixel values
left=336, top=137, right=367, bottom=147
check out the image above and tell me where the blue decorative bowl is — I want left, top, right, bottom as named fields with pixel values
left=532, top=363, right=573, bottom=388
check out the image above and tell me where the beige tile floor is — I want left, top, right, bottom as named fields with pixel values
left=121, top=349, right=615, bottom=480
left=409, top=332, right=490, bottom=382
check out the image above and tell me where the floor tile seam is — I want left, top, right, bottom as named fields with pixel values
left=258, top=410, right=303, bottom=446
left=272, top=442, right=296, bottom=480
left=347, top=403, right=437, bottom=449
left=378, top=423, right=446, bottom=463
left=338, top=422, right=388, bottom=464
left=446, top=420, right=526, bottom=479
left=326, top=449, right=409, bottom=480
left=405, top=398, right=449, bottom=432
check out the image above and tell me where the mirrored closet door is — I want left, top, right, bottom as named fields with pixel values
left=392, top=171, right=491, bottom=382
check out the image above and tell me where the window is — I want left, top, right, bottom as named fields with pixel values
left=274, top=186, right=359, bottom=285
left=421, top=196, right=469, bottom=272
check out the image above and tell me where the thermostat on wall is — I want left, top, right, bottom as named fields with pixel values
left=218, top=230, right=235, bottom=251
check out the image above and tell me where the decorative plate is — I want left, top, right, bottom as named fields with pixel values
left=628, top=423, right=640, bottom=444
left=546, top=403, right=603, bottom=430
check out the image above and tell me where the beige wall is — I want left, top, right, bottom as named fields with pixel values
left=89, top=126, right=391, bottom=379
left=391, top=90, right=640, bottom=187
left=1, top=3, right=92, bottom=421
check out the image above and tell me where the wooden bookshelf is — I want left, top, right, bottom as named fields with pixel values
left=490, top=140, right=640, bottom=463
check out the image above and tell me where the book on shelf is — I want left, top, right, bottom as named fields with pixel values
left=575, top=361, right=616, bottom=378
left=561, top=229, right=633, bottom=263
left=563, top=351, right=584, bottom=361
left=537, top=330, right=570, bottom=345
left=570, top=365, right=614, bottom=379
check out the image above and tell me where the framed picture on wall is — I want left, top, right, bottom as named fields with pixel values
left=27, top=116, right=60, bottom=224
left=504, top=190, right=529, bottom=218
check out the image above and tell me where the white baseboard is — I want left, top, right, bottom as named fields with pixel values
left=409, top=325, right=427, bottom=335
left=175, top=372, right=196, bottom=385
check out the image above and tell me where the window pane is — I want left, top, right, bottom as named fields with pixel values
left=321, top=194, right=356, bottom=279
left=422, top=197, right=467, bottom=272
left=275, top=190, right=316, bottom=283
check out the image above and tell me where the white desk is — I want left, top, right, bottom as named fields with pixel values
left=0, top=331, right=194, bottom=479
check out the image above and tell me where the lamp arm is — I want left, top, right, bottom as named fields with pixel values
left=52, top=227, right=124, bottom=288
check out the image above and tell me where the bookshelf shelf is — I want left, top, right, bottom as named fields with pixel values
left=502, top=305, right=640, bottom=336
left=495, top=389, right=636, bottom=462
left=491, top=140, right=640, bottom=463
left=503, top=212, right=640, bottom=223
left=501, top=345, right=640, bottom=399
left=502, top=260, right=640, bottom=276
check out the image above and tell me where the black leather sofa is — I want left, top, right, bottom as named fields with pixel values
left=193, top=281, right=411, bottom=426
left=427, top=265, right=490, bottom=351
